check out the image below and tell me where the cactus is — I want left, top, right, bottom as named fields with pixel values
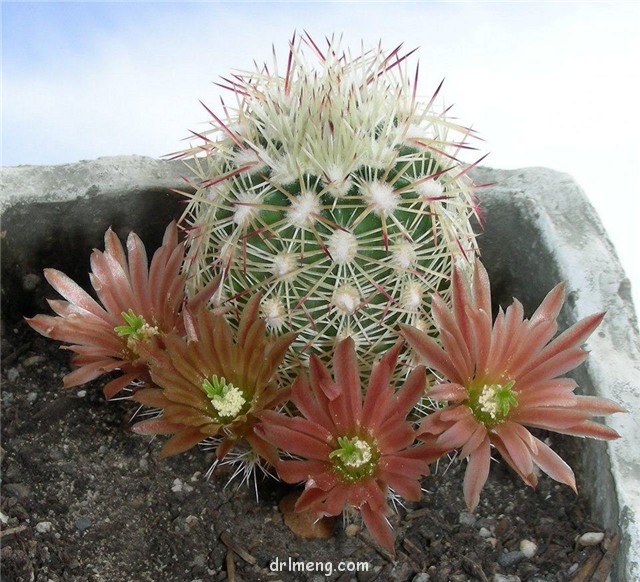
left=176, top=34, right=483, bottom=381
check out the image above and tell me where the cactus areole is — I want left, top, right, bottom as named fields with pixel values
left=177, top=34, right=483, bottom=379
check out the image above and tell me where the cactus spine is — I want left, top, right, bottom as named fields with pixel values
left=177, top=35, right=482, bottom=380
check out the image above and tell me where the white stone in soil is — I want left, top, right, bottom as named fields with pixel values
left=578, top=531, right=605, bottom=546
left=519, top=539, right=537, bottom=558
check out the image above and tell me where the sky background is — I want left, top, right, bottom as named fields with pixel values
left=2, top=1, right=639, bottom=314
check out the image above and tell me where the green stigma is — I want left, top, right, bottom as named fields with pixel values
left=114, top=309, right=159, bottom=352
left=201, top=375, right=246, bottom=419
left=469, top=380, right=518, bottom=425
left=329, top=436, right=378, bottom=482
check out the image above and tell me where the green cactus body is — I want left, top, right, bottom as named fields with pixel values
left=178, top=35, right=481, bottom=380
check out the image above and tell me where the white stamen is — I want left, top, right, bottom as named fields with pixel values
left=210, top=384, right=246, bottom=418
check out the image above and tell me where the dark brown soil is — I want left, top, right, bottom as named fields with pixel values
left=1, top=319, right=614, bottom=582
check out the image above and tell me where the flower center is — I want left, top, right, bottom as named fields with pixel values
left=329, top=436, right=378, bottom=482
left=114, top=309, right=159, bottom=354
left=468, top=380, right=518, bottom=425
left=201, top=375, right=246, bottom=419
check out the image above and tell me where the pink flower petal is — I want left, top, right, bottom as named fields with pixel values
left=530, top=436, right=576, bottom=492
left=292, top=374, right=334, bottom=433
left=511, top=406, right=590, bottom=430
left=574, top=395, right=627, bottom=415
left=361, top=501, right=395, bottom=555
left=332, top=337, right=362, bottom=431
left=43, top=269, right=106, bottom=319
left=492, top=422, right=534, bottom=480
left=400, top=324, right=463, bottom=384
left=428, top=382, right=468, bottom=402
left=393, top=366, right=428, bottom=420
left=463, top=436, right=491, bottom=511
left=561, top=420, right=621, bottom=440
left=160, top=427, right=207, bottom=457
left=460, top=423, right=488, bottom=459
left=275, top=460, right=331, bottom=484
left=436, top=414, right=479, bottom=450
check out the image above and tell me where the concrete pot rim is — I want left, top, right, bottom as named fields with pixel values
left=2, top=156, right=639, bottom=580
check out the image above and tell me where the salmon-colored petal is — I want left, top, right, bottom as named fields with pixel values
left=522, top=312, right=605, bottom=378
left=361, top=501, right=394, bottom=555
left=132, top=418, right=185, bottom=435
left=432, top=294, right=473, bottom=375
left=43, top=268, right=106, bottom=318
left=428, top=382, right=468, bottom=402
left=436, top=415, right=478, bottom=450
left=510, top=406, right=590, bottom=430
left=332, top=337, right=362, bottom=431
left=160, top=428, right=206, bottom=457
left=517, top=348, right=588, bottom=386
left=258, top=417, right=332, bottom=460
left=561, top=420, right=621, bottom=440
left=574, top=395, right=627, bottom=415
left=463, top=436, right=491, bottom=511
left=362, top=340, right=403, bottom=422
left=460, top=423, right=488, bottom=460
left=103, top=373, right=140, bottom=399
left=291, top=373, right=334, bottom=432
left=492, top=422, right=534, bottom=479
left=275, top=459, right=331, bottom=484
left=400, top=324, right=463, bottom=384
left=132, top=388, right=172, bottom=408
left=393, top=366, right=428, bottom=420
left=62, top=360, right=122, bottom=388
left=530, top=436, right=576, bottom=492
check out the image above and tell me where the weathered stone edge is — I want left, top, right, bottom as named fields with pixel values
left=2, top=157, right=638, bottom=578
left=473, top=166, right=640, bottom=581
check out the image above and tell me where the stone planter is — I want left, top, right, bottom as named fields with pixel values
left=2, top=156, right=638, bottom=580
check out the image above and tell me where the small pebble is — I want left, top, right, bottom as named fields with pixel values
left=22, top=273, right=41, bottom=291
left=7, top=368, right=20, bottom=382
left=185, top=515, right=199, bottom=528
left=192, top=554, right=207, bottom=568
left=567, top=563, right=579, bottom=575
left=23, top=355, right=46, bottom=368
left=344, top=523, right=360, bottom=537
left=75, top=518, right=92, bottom=531
left=493, top=575, right=521, bottom=582
left=497, top=551, right=525, bottom=568
left=36, top=521, right=53, bottom=533
left=5, top=483, right=31, bottom=500
left=171, top=478, right=194, bottom=493
left=27, top=392, right=38, bottom=404
left=139, top=457, right=149, bottom=471
left=412, top=574, right=430, bottom=582
left=479, top=526, right=492, bottom=538
left=458, top=511, right=477, bottom=527
left=519, top=539, right=537, bottom=558
left=578, top=531, right=605, bottom=546
left=77, top=390, right=87, bottom=398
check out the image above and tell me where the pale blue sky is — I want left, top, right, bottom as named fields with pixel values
left=3, top=1, right=640, bottom=311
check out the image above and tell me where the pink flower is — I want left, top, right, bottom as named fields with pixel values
left=256, top=337, right=444, bottom=555
left=27, top=222, right=220, bottom=398
left=401, top=259, right=625, bottom=511
left=131, top=293, right=296, bottom=462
